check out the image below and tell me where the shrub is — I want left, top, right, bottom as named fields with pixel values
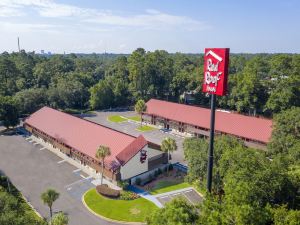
left=157, top=168, right=162, bottom=175
left=119, top=191, right=139, bottom=200
left=117, top=180, right=129, bottom=190
left=135, top=178, right=142, bottom=185
left=148, top=174, right=153, bottom=181
left=96, top=184, right=120, bottom=198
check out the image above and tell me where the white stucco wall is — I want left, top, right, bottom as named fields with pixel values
left=120, top=145, right=164, bottom=180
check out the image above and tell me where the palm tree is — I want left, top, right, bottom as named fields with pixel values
left=95, top=145, right=111, bottom=185
left=161, top=137, right=177, bottom=176
left=40, top=189, right=60, bottom=221
left=51, top=212, right=69, bottom=225
left=134, top=99, right=147, bottom=127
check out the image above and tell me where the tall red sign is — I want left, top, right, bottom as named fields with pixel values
left=202, top=48, right=230, bottom=96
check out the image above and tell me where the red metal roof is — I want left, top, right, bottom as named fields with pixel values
left=116, top=135, right=148, bottom=166
left=25, top=107, right=146, bottom=168
left=145, top=99, right=272, bottom=143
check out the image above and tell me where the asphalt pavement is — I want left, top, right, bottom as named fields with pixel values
left=0, top=134, right=116, bottom=225
left=83, top=111, right=187, bottom=165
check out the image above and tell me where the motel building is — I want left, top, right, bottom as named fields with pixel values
left=24, top=107, right=167, bottom=184
left=143, top=99, right=273, bottom=150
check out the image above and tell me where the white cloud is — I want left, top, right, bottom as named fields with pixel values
left=0, top=0, right=210, bottom=30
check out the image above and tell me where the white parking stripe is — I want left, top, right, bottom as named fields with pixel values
left=73, top=168, right=81, bottom=173
left=65, top=176, right=92, bottom=188
left=28, top=140, right=33, bottom=143
left=33, top=142, right=39, bottom=145
left=40, top=147, right=46, bottom=150
left=57, top=159, right=66, bottom=164
left=80, top=174, right=86, bottom=179
left=26, top=137, right=31, bottom=140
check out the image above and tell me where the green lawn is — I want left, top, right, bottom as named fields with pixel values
left=84, top=188, right=157, bottom=222
left=150, top=181, right=191, bottom=195
left=126, top=116, right=141, bottom=122
left=107, top=115, right=127, bottom=123
left=136, top=125, right=156, bottom=132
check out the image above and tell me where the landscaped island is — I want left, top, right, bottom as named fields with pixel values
left=83, top=188, right=157, bottom=222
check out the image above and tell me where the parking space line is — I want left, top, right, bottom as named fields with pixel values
left=80, top=174, right=86, bottom=179
left=26, top=137, right=32, bottom=140
left=28, top=140, right=33, bottom=143
left=182, top=192, right=195, bottom=205
left=159, top=196, right=169, bottom=199
left=40, top=147, right=46, bottom=150
left=57, top=159, right=66, bottom=164
left=73, top=168, right=81, bottom=173
left=64, top=176, right=93, bottom=188
left=33, top=142, right=39, bottom=145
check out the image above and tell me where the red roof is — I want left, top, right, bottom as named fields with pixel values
left=25, top=107, right=147, bottom=168
left=116, top=135, right=148, bottom=166
left=145, top=99, right=272, bottom=143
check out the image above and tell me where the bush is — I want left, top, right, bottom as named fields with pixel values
left=135, top=178, right=142, bottom=185
left=119, top=191, right=139, bottom=200
left=157, top=168, right=162, bottom=175
left=96, top=184, right=120, bottom=198
left=117, top=180, right=129, bottom=190
left=148, top=174, right=153, bottom=181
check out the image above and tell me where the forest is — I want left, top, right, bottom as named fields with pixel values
left=0, top=49, right=299, bottom=224
left=0, top=49, right=300, bottom=128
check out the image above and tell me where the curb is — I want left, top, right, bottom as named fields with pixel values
left=81, top=190, right=146, bottom=225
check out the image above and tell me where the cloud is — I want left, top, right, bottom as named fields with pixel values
left=0, top=0, right=210, bottom=31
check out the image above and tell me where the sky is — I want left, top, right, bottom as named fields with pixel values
left=0, top=0, right=300, bottom=54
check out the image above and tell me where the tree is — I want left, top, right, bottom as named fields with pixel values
left=50, top=212, right=68, bottom=225
left=14, top=88, right=48, bottom=115
left=0, top=96, right=19, bottom=129
left=134, top=99, right=147, bottom=127
left=161, top=137, right=177, bottom=175
left=147, top=197, right=199, bottom=225
left=89, top=80, right=114, bottom=110
left=95, top=145, right=111, bottom=185
left=40, top=189, right=60, bottom=221
left=268, top=107, right=300, bottom=156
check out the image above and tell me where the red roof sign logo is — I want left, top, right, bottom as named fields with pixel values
left=203, top=48, right=230, bottom=96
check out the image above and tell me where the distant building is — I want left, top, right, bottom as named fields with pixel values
left=41, top=50, right=45, bottom=54
left=24, top=107, right=167, bottom=183
left=143, top=99, right=273, bottom=150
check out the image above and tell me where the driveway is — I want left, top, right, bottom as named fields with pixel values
left=83, top=111, right=187, bottom=165
left=0, top=134, right=116, bottom=225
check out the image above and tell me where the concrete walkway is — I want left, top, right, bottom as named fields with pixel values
left=127, top=185, right=163, bottom=208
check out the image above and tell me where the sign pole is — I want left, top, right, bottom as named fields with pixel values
left=207, top=93, right=216, bottom=192
left=202, top=48, right=229, bottom=193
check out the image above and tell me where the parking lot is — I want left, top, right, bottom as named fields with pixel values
left=155, top=188, right=203, bottom=206
left=83, top=111, right=186, bottom=165
left=0, top=133, right=116, bottom=225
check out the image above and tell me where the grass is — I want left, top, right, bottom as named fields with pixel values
left=126, top=116, right=141, bottom=122
left=107, top=115, right=127, bottom=123
left=136, top=125, right=156, bottom=132
left=150, top=181, right=191, bottom=195
left=84, top=188, right=157, bottom=222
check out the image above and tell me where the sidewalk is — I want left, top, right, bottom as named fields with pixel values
left=127, top=185, right=163, bottom=208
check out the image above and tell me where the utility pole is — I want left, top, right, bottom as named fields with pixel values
left=17, top=37, right=20, bottom=52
